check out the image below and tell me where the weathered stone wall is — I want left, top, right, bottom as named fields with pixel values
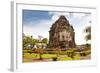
left=48, top=15, right=76, bottom=49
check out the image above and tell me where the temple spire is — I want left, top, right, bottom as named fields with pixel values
left=48, top=15, right=76, bottom=49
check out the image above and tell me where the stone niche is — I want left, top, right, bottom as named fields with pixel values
left=48, top=15, right=76, bottom=49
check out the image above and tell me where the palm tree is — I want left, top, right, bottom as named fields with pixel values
left=84, top=26, right=91, bottom=41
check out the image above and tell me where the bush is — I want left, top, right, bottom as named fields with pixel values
left=23, top=49, right=33, bottom=54
left=66, top=50, right=75, bottom=58
left=79, top=50, right=91, bottom=56
left=52, top=57, right=57, bottom=61
left=73, top=55, right=81, bottom=60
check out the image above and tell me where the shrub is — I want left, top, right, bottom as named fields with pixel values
left=23, top=49, right=33, bottom=54
left=66, top=51, right=75, bottom=58
left=52, top=57, right=57, bottom=61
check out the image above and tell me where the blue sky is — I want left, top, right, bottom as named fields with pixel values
left=23, top=10, right=52, bottom=25
left=23, top=10, right=91, bottom=45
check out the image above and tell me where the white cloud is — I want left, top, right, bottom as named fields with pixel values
left=74, top=14, right=91, bottom=45
left=73, top=13, right=86, bottom=19
left=49, top=12, right=70, bottom=21
left=23, top=19, right=54, bottom=39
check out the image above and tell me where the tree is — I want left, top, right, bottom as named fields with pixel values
left=23, top=34, right=39, bottom=49
left=34, top=48, right=45, bottom=60
left=41, top=38, right=48, bottom=44
left=52, top=48, right=61, bottom=61
left=84, top=26, right=91, bottom=41
left=23, top=35, right=32, bottom=49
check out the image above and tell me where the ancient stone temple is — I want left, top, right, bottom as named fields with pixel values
left=48, top=15, right=76, bottom=49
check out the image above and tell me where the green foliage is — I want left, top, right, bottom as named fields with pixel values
left=85, top=43, right=91, bottom=50
left=23, top=49, right=33, bottom=53
left=84, top=26, right=91, bottom=41
left=34, top=48, right=45, bottom=54
left=23, top=53, right=39, bottom=59
left=23, top=34, right=39, bottom=49
left=41, top=38, right=48, bottom=44
left=23, top=48, right=91, bottom=62
left=57, top=56, right=72, bottom=61
left=84, top=26, right=91, bottom=33
left=23, top=34, right=48, bottom=49
left=34, top=48, right=46, bottom=60
left=73, top=54, right=81, bottom=60
left=42, top=54, right=57, bottom=58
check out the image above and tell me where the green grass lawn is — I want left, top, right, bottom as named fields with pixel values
left=23, top=49, right=91, bottom=62
left=23, top=53, right=82, bottom=62
left=23, top=53, right=57, bottom=59
left=57, top=56, right=72, bottom=61
left=42, top=54, right=57, bottom=58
